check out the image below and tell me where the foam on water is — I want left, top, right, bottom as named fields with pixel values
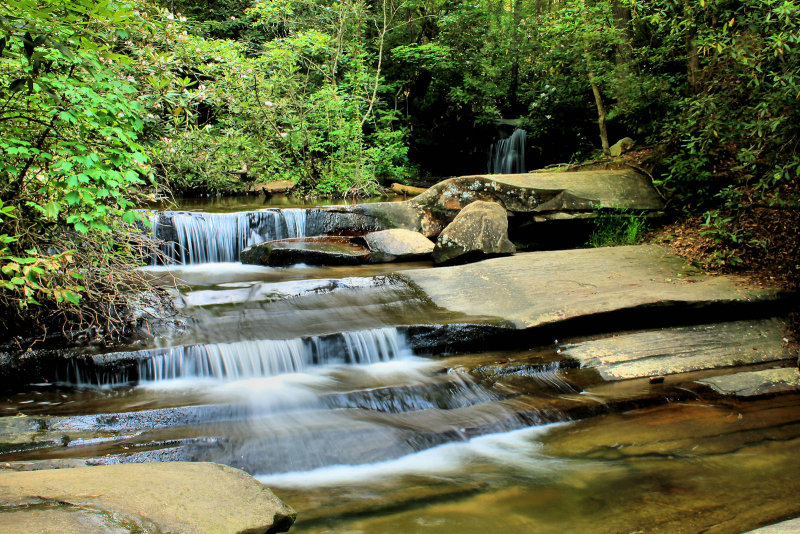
left=257, top=423, right=568, bottom=487
left=64, top=327, right=416, bottom=387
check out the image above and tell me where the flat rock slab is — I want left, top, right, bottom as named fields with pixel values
left=399, top=245, right=780, bottom=330
left=241, top=236, right=370, bottom=266
left=413, top=169, right=665, bottom=213
left=697, top=368, right=800, bottom=397
left=560, top=318, right=792, bottom=380
left=0, top=462, right=295, bottom=534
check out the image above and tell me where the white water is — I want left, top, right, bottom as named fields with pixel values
left=257, top=423, right=568, bottom=487
left=65, top=327, right=415, bottom=386
left=488, top=128, right=526, bottom=174
left=153, top=209, right=308, bottom=264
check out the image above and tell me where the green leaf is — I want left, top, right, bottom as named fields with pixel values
left=121, top=210, right=137, bottom=224
left=65, top=191, right=81, bottom=205
left=44, top=201, right=60, bottom=218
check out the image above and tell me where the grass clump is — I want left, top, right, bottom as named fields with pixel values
left=588, top=209, right=648, bottom=247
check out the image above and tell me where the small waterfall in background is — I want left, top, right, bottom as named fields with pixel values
left=61, top=327, right=412, bottom=386
left=152, top=209, right=308, bottom=264
left=488, top=128, right=526, bottom=174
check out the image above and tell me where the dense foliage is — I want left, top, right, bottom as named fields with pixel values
left=0, top=0, right=169, bottom=343
left=0, top=0, right=797, bottom=344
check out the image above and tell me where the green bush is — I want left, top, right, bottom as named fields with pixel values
left=588, top=209, right=648, bottom=248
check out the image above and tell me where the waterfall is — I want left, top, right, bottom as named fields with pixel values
left=155, top=209, right=308, bottom=264
left=63, top=327, right=412, bottom=386
left=141, top=327, right=410, bottom=382
left=488, top=128, right=526, bottom=174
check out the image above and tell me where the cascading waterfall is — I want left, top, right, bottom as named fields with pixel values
left=142, top=327, right=410, bottom=382
left=488, top=128, right=526, bottom=174
left=63, top=327, right=412, bottom=386
left=153, top=209, right=308, bottom=264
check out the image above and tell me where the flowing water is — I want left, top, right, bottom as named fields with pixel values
left=488, top=128, right=526, bottom=174
left=2, top=200, right=800, bottom=533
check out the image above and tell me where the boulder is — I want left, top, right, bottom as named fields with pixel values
left=241, top=236, right=370, bottom=266
left=0, top=462, right=296, bottom=534
left=609, top=137, right=635, bottom=157
left=364, top=229, right=435, bottom=263
left=432, top=201, right=515, bottom=265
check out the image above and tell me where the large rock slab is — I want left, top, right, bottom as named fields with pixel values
left=399, top=245, right=781, bottom=330
left=0, top=462, right=295, bottom=533
left=328, top=169, right=665, bottom=237
left=697, top=368, right=800, bottom=397
left=559, top=319, right=793, bottom=380
left=413, top=169, right=664, bottom=214
left=364, top=229, right=435, bottom=262
left=241, top=236, right=370, bottom=266
left=432, top=201, right=515, bottom=264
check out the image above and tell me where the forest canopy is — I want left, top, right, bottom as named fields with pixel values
left=0, top=0, right=798, bottom=342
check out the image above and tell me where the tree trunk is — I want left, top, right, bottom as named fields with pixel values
left=611, top=0, right=634, bottom=65
left=588, top=72, right=611, bottom=156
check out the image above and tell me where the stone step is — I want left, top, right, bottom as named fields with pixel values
left=559, top=318, right=793, bottom=380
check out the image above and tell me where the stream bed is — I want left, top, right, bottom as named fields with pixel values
left=2, top=201, right=799, bottom=533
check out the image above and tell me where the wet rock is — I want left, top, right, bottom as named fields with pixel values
left=241, top=236, right=370, bottom=266
left=559, top=319, right=793, bottom=380
left=432, top=201, right=515, bottom=265
left=697, top=368, right=800, bottom=397
left=0, top=462, right=296, bottom=533
left=347, top=201, right=444, bottom=237
left=364, top=229, right=435, bottom=263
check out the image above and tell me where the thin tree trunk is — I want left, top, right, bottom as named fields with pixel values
left=588, top=72, right=610, bottom=156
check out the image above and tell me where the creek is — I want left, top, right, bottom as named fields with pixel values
left=2, top=197, right=800, bottom=533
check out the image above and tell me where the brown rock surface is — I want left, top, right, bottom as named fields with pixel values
left=0, top=462, right=296, bottom=533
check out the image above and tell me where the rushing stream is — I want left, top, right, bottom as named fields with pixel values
left=2, top=198, right=800, bottom=533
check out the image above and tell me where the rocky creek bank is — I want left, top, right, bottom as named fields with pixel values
left=232, top=169, right=665, bottom=267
